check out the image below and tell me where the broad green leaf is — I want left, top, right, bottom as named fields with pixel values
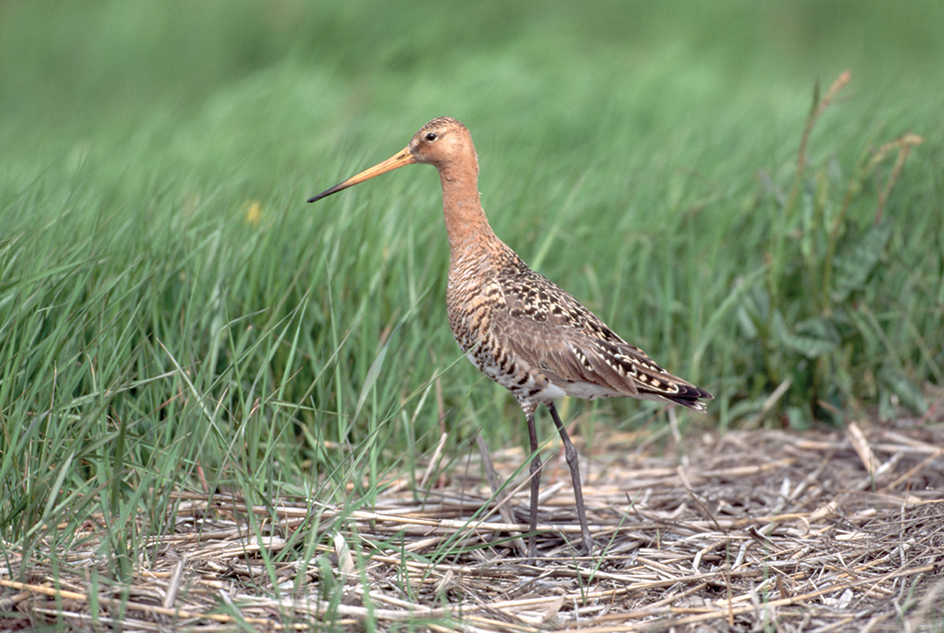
left=831, top=220, right=893, bottom=304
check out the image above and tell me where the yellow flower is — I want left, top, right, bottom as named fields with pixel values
left=245, top=200, right=262, bottom=228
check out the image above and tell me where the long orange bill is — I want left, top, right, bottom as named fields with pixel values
left=307, top=146, right=416, bottom=203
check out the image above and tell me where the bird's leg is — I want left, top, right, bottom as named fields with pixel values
left=547, top=402, right=593, bottom=555
left=525, top=408, right=541, bottom=561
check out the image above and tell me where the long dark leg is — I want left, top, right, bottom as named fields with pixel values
left=547, top=402, right=593, bottom=555
left=526, top=408, right=541, bottom=561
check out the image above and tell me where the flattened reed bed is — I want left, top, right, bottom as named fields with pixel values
left=3, top=422, right=944, bottom=631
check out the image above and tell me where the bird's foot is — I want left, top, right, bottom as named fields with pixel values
left=573, top=535, right=597, bottom=558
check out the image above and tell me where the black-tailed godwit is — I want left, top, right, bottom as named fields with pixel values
left=308, top=117, right=712, bottom=559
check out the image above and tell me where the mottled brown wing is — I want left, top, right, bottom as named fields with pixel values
left=493, top=271, right=712, bottom=408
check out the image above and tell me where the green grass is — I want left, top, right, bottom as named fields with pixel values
left=1, top=0, right=943, bottom=628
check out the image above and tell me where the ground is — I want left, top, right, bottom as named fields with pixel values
left=4, top=418, right=944, bottom=631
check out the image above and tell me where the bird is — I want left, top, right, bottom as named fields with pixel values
left=308, top=117, right=712, bottom=559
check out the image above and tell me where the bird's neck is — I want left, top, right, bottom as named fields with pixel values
left=438, top=162, right=499, bottom=259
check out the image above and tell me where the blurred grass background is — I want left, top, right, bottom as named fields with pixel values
left=1, top=0, right=942, bottom=589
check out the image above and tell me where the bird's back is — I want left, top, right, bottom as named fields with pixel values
left=446, top=241, right=712, bottom=413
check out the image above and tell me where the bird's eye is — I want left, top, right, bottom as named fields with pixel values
left=425, top=132, right=438, bottom=142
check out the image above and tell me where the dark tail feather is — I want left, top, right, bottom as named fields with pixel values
left=662, top=385, right=713, bottom=412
